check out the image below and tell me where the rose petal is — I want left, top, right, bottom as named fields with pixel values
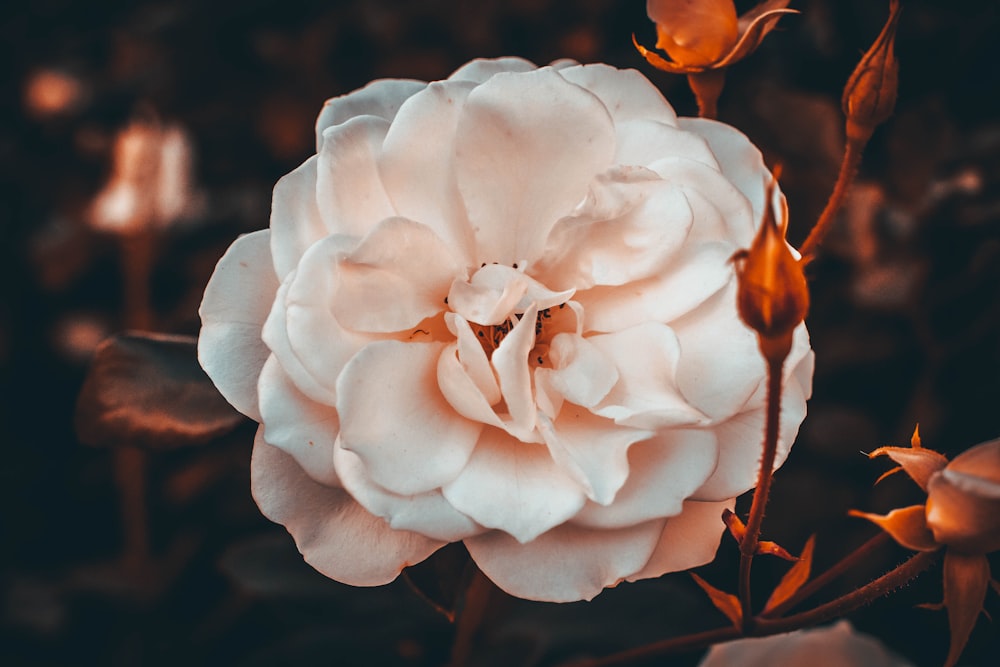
left=574, top=429, right=720, bottom=528
left=442, top=427, right=586, bottom=543
left=557, top=63, right=679, bottom=126
left=590, top=323, right=709, bottom=429
left=333, top=443, right=482, bottom=542
left=445, top=314, right=501, bottom=404
left=251, top=430, right=442, bottom=586
left=533, top=168, right=695, bottom=291
left=378, top=80, right=477, bottom=263
left=577, top=242, right=735, bottom=333
left=491, top=303, right=539, bottom=438
left=315, top=78, right=425, bottom=149
left=614, top=119, right=719, bottom=170
left=539, top=409, right=653, bottom=505
left=337, top=341, right=482, bottom=495
left=436, top=340, right=507, bottom=429
left=316, top=115, right=396, bottom=238
left=269, top=156, right=326, bottom=279
left=447, top=56, right=538, bottom=83
left=455, top=67, right=616, bottom=265
left=258, top=355, right=340, bottom=486
left=465, top=516, right=665, bottom=602
left=333, top=217, right=462, bottom=332
left=535, top=333, right=618, bottom=409
left=626, top=499, right=733, bottom=582
left=198, top=230, right=278, bottom=421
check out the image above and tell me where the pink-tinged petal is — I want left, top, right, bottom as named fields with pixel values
left=578, top=242, right=735, bottom=333
left=590, top=323, right=709, bottom=429
left=455, top=68, right=616, bottom=265
left=626, top=499, right=733, bottom=582
left=447, top=56, right=538, bottom=83
left=539, top=409, right=653, bottom=505
left=333, top=443, right=483, bottom=542
left=556, top=63, right=678, bottom=126
left=693, top=369, right=808, bottom=500
left=491, top=303, right=538, bottom=438
left=251, top=430, right=442, bottom=586
left=443, top=428, right=586, bottom=543
left=678, top=117, right=774, bottom=228
left=671, top=281, right=762, bottom=419
left=534, top=168, right=694, bottom=291
left=437, top=341, right=507, bottom=429
left=444, top=314, right=501, bottom=404
left=315, top=78, right=425, bottom=149
left=535, top=333, right=617, bottom=409
left=465, top=516, right=665, bottom=602
left=316, top=116, right=396, bottom=238
left=260, top=277, right=335, bottom=405
left=337, top=341, right=482, bottom=495
left=269, top=156, right=325, bottom=279
left=615, top=120, right=719, bottom=170
left=575, top=429, right=719, bottom=528
left=647, top=156, right=757, bottom=247
left=448, top=264, right=573, bottom=326
left=283, top=235, right=372, bottom=402
left=258, top=355, right=340, bottom=486
left=198, top=230, right=278, bottom=421
left=378, top=80, right=477, bottom=264
left=333, top=217, right=462, bottom=333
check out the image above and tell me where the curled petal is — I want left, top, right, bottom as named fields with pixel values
left=316, top=78, right=424, bottom=149
left=337, top=341, right=483, bottom=495
left=251, top=430, right=442, bottom=586
left=557, top=63, right=679, bottom=126
left=465, top=516, right=665, bottom=602
left=447, top=56, right=538, bottom=83
left=717, top=6, right=798, bottom=67
left=535, top=333, right=618, bottom=409
left=269, top=157, right=326, bottom=280
left=491, top=304, right=539, bottom=438
left=627, top=499, right=734, bottom=582
left=848, top=506, right=939, bottom=552
left=198, top=229, right=278, bottom=421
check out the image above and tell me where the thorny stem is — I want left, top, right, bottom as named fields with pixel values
left=799, top=138, right=865, bottom=260
left=760, top=531, right=892, bottom=618
left=573, top=548, right=941, bottom=667
left=738, top=355, right=785, bottom=629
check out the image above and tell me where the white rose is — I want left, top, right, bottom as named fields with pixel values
left=198, top=57, right=813, bottom=603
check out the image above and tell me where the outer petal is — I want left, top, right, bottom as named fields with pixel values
left=251, top=430, right=442, bottom=586
left=198, top=230, right=278, bottom=421
left=448, top=56, right=538, bottom=83
left=258, top=355, right=340, bottom=486
left=315, top=78, right=425, bottom=149
left=378, top=80, right=477, bottom=263
left=334, top=443, right=483, bottom=542
left=533, top=168, right=694, bottom=291
left=574, top=429, right=720, bottom=528
left=556, top=63, right=678, bottom=126
left=455, top=67, right=616, bottom=265
left=316, top=116, right=396, bottom=238
left=626, top=499, right=733, bottom=582
left=614, top=120, right=719, bottom=171
left=337, top=341, right=482, bottom=496
left=465, top=517, right=666, bottom=602
left=443, top=427, right=586, bottom=544
left=333, top=217, right=463, bottom=332
left=269, top=156, right=326, bottom=279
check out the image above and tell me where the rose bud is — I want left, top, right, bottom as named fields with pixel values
left=925, top=437, right=1000, bottom=555
left=734, top=179, right=809, bottom=362
left=842, top=0, right=901, bottom=144
left=646, top=0, right=739, bottom=68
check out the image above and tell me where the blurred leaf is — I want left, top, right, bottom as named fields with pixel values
left=402, top=541, right=474, bottom=622
left=75, top=331, right=245, bottom=449
left=690, top=573, right=742, bottom=629
left=763, top=534, right=815, bottom=614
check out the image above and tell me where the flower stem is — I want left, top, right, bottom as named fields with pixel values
left=689, top=70, right=725, bottom=120
left=447, top=567, right=496, bottom=667
left=799, top=138, right=865, bottom=261
left=738, top=354, right=785, bottom=629
left=760, top=531, right=892, bottom=618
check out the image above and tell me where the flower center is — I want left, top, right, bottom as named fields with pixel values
left=466, top=304, right=572, bottom=366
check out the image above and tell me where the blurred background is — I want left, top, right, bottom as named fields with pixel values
left=2, top=0, right=999, bottom=665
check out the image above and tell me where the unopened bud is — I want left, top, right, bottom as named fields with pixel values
left=842, top=0, right=901, bottom=143
left=734, top=178, right=809, bottom=362
left=647, top=0, right=739, bottom=68
left=925, top=438, right=1000, bottom=555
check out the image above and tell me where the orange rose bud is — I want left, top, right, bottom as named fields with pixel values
left=925, top=438, right=1000, bottom=555
left=734, top=178, right=809, bottom=362
left=647, top=0, right=739, bottom=68
left=842, top=0, right=901, bottom=144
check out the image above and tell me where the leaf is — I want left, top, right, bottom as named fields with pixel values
left=401, top=541, right=474, bottom=622
left=690, top=573, right=742, bottom=629
left=75, top=332, right=245, bottom=450
left=722, top=508, right=746, bottom=544
left=848, top=505, right=939, bottom=552
left=941, top=551, right=991, bottom=667
left=763, top=535, right=815, bottom=614
left=756, top=541, right=797, bottom=561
